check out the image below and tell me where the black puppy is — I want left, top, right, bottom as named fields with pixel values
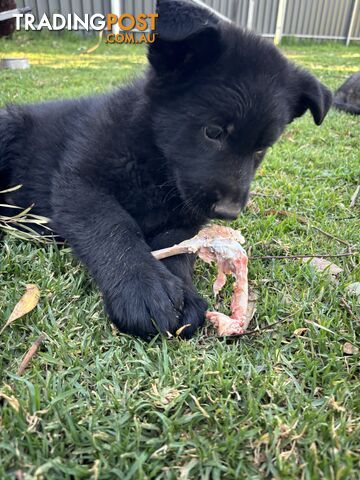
left=333, top=71, right=360, bottom=115
left=0, top=0, right=332, bottom=338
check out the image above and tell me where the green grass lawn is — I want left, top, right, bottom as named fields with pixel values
left=0, top=32, right=359, bottom=479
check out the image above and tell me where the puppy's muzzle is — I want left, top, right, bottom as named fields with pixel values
left=212, top=201, right=241, bottom=220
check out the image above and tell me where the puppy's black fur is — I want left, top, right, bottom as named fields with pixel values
left=333, top=71, right=360, bottom=115
left=0, top=0, right=332, bottom=338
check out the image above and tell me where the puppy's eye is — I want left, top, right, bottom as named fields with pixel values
left=204, top=125, right=224, bottom=141
left=255, top=149, right=265, bottom=155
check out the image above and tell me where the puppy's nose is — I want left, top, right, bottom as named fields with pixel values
left=213, top=202, right=241, bottom=220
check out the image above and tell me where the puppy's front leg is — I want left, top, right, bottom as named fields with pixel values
left=51, top=173, right=186, bottom=338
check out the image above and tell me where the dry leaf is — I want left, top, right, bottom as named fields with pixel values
left=189, top=394, right=210, bottom=418
left=151, top=384, right=180, bottom=405
left=0, top=284, right=40, bottom=334
left=303, top=258, right=343, bottom=282
left=247, top=287, right=258, bottom=322
left=90, top=460, right=100, bottom=480
left=0, top=392, right=20, bottom=412
left=254, top=432, right=270, bottom=447
left=350, top=185, right=359, bottom=208
left=17, top=334, right=46, bottom=375
left=329, top=396, right=346, bottom=412
left=246, top=199, right=260, bottom=214
left=179, top=459, right=198, bottom=480
left=343, top=342, right=359, bottom=355
left=346, top=282, right=360, bottom=299
left=176, top=324, right=192, bottom=336
left=293, top=327, right=309, bottom=337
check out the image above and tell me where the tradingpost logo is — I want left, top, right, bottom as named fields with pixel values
left=14, top=12, right=159, bottom=45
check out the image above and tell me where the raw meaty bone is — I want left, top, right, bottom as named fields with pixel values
left=152, top=226, right=249, bottom=336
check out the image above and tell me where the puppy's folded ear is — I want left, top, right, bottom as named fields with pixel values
left=148, top=0, right=222, bottom=75
left=290, top=69, right=333, bottom=125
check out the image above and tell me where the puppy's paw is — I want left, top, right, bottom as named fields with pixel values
left=175, top=289, right=208, bottom=339
left=105, top=262, right=186, bottom=338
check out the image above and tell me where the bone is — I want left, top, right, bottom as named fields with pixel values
left=152, top=226, right=250, bottom=336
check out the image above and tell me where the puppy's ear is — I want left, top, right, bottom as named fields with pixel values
left=291, top=69, right=333, bottom=125
left=148, top=0, right=222, bottom=74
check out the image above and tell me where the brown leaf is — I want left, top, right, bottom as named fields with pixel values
left=179, top=459, right=198, bottom=480
left=0, top=392, right=20, bottom=412
left=176, top=324, right=192, bottom=336
left=246, top=287, right=258, bottom=323
left=293, top=327, right=309, bottom=337
left=346, top=282, right=360, bottom=299
left=0, top=284, right=40, bottom=334
left=17, top=334, right=46, bottom=375
left=254, top=432, right=270, bottom=447
left=343, top=342, right=359, bottom=355
left=303, top=258, right=343, bottom=282
left=189, top=394, right=210, bottom=418
left=151, top=384, right=180, bottom=405
left=329, top=396, right=345, bottom=412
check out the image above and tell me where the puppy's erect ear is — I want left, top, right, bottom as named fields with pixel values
left=291, top=69, right=333, bottom=125
left=148, top=0, right=222, bottom=74
left=155, top=0, right=219, bottom=41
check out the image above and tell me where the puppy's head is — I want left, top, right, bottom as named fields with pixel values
left=148, top=0, right=332, bottom=220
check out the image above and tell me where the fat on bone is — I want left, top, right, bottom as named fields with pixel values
left=152, top=225, right=250, bottom=336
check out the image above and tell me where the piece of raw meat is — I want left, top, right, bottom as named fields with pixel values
left=152, top=225, right=250, bottom=336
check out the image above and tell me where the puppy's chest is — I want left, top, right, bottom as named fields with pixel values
left=113, top=159, right=184, bottom=233
left=138, top=194, right=187, bottom=234
left=129, top=186, right=185, bottom=235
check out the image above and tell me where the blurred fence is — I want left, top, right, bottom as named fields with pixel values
left=16, top=0, right=360, bottom=43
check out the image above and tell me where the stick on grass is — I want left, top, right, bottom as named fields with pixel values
left=17, top=334, right=46, bottom=375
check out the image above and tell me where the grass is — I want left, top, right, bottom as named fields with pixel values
left=0, top=32, right=359, bottom=479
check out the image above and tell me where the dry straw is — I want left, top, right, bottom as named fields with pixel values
left=0, top=185, right=54, bottom=243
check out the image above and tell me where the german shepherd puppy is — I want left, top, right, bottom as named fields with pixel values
left=0, top=0, right=332, bottom=338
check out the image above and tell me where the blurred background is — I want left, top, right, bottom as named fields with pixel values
left=9, top=0, right=360, bottom=44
